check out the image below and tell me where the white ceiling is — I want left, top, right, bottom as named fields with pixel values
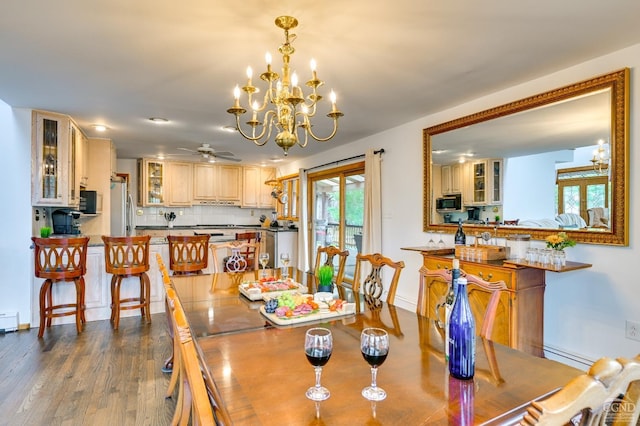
left=1, top=1, right=640, bottom=166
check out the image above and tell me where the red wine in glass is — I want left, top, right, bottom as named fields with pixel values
left=362, top=347, right=388, bottom=368
left=306, top=347, right=332, bottom=366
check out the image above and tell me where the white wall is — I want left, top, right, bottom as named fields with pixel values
left=0, top=105, right=32, bottom=326
left=283, top=43, right=640, bottom=367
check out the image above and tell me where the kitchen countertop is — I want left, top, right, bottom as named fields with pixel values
left=134, top=224, right=298, bottom=232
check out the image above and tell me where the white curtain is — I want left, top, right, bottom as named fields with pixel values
left=296, top=168, right=310, bottom=272
left=363, top=149, right=382, bottom=254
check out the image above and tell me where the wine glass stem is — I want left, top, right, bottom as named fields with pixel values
left=314, top=366, right=323, bottom=389
left=370, top=366, right=378, bottom=388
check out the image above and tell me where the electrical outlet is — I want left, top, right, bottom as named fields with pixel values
left=179, top=210, right=183, bottom=216
left=625, top=320, right=640, bottom=342
left=158, top=209, right=164, bottom=216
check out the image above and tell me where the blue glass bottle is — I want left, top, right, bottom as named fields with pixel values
left=448, top=277, right=475, bottom=379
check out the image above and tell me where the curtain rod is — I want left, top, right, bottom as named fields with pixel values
left=303, top=148, right=385, bottom=172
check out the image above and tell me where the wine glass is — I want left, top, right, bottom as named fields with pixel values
left=305, top=327, right=333, bottom=401
left=259, top=253, right=269, bottom=278
left=361, top=327, right=389, bottom=401
left=280, top=252, right=290, bottom=279
left=437, top=231, right=446, bottom=249
left=427, top=232, right=436, bottom=248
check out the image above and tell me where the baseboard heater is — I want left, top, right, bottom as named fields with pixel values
left=0, top=312, right=18, bottom=333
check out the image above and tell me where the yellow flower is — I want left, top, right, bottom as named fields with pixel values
left=545, top=232, right=576, bottom=250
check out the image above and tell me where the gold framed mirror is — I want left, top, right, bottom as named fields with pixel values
left=423, top=68, right=629, bottom=246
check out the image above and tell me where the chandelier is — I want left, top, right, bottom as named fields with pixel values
left=591, top=139, right=609, bottom=175
left=226, top=16, right=343, bottom=156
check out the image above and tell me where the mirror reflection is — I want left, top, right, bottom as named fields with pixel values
left=423, top=69, right=629, bottom=246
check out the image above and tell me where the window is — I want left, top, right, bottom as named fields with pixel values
left=556, top=166, right=609, bottom=221
left=308, top=162, right=365, bottom=282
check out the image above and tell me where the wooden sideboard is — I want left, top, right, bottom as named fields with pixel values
left=419, top=251, right=545, bottom=357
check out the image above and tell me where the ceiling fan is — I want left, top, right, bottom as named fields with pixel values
left=175, top=143, right=241, bottom=162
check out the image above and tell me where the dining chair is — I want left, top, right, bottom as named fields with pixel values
left=211, top=240, right=261, bottom=273
left=171, top=285, right=232, bottom=425
left=417, top=266, right=507, bottom=340
left=167, top=235, right=210, bottom=275
left=230, top=231, right=261, bottom=270
left=352, top=252, right=405, bottom=305
left=521, top=354, right=640, bottom=425
left=313, top=245, right=349, bottom=295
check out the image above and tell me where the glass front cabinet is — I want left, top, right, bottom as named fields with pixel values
left=468, top=159, right=503, bottom=206
left=31, top=111, right=82, bottom=207
left=137, top=159, right=165, bottom=206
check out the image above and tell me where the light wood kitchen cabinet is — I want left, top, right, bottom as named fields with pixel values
left=441, top=163, right=462, bottom=194
left=166, top=161, right=193, bottom=206
left=242, top=166, right=275, bottom=208
left=31, top=110, right=84, bottom=207
left=421, top=254, right=545, bottom=357
left=137, top=159, right=165, bottom=206
left=193, top=163, right=242, bottom=205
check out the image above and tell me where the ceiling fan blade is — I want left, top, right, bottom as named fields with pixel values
left=212, top=151, right=235, bottom=157
left=213, top=155, right=242, bottom=162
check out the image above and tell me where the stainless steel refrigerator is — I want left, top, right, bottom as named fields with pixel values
left=110, top=179, right=133, bottom=236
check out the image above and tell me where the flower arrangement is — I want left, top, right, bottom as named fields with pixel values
left=545, top=232, right=576, bottom=250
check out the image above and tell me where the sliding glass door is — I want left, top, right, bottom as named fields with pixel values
left=309, top=162, right=365, bottom=281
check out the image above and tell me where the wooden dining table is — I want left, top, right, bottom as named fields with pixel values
left=171, top=268, right=582, bottom=425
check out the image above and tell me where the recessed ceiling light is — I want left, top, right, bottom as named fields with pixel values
left=157, top=155, right=165, bottom=160
left=92, top=124, right=108, bottom=132
left=149, top=117, right=169, bottom=123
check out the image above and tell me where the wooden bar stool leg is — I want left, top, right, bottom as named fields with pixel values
left=46, top=282, right=54, bottom=328
left=73, top=278, right=83, bottom=334
left=112, top=276, right=122, bottom=330
left=79, top=276, right=86, bottom=323
left=38, top=279, right=51, bottom=338
left=109, top=274, right=118, bottom=324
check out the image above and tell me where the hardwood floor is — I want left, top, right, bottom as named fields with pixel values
left=0, top=314, right=175, bottom=426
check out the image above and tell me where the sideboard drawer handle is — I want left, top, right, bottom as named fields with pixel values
left=477, top=271, right=493, bottom=280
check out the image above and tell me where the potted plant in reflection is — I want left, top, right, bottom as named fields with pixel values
left=316, top=265, right=334, bottom=293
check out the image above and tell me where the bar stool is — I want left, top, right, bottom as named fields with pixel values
left=102, top=235, right=152, bottom=330
left=32, top=236, right=89, bottom=338
left=167, top=235, right=210, bottom=275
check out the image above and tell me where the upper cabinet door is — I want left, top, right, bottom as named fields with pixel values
left=31, top=111, right=75, bottom=207
left=137, top=159, right=165, bottom=206
left=166, top=162, right=193, bottom=206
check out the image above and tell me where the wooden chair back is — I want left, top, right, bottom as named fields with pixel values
left=167, top=235, right=210, bottom=275
left=418, top=266, right=507, bottom=340
left=169, top=285, right=232, bottom=425
left=314, top=245, right=349, bottom=294
left=32, top=236, right=89, bottom=280
left=352, top=253, right=405, bottom=305
left=211, top=241, right=261, bottom=273
left=521, top=354, right=640, bottom=425
left=102, top=235, right=150, bottom=276
left=232, top=232, right=261, bottom=270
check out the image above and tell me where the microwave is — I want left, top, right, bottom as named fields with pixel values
left=79, top=190, right=98, bottom=214
left=436, top=194, right=462, bottom=212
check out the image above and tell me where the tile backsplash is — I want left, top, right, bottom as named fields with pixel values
left=134, top=205, right=275, bottom=227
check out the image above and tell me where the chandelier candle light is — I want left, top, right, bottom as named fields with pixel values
left=227, top=16, right=343, bottom=156
left=591, top=139, right=609, bottom=175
